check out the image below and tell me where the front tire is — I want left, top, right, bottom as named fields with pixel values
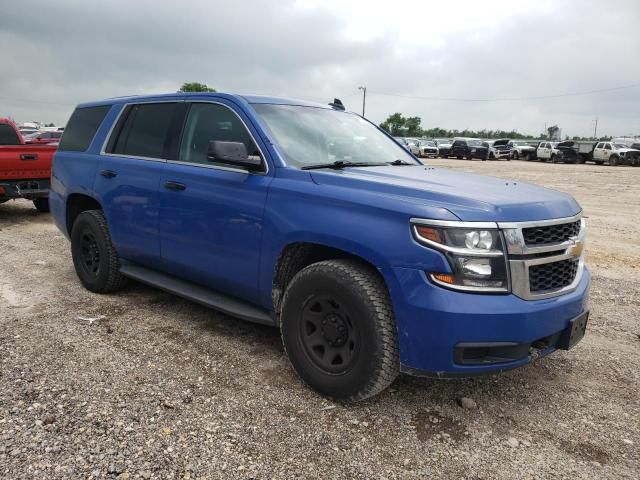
left=609, top=155, right=619, bottom=166
left=33, top=198, right=49, bottom=213
left=280, top=260, right=399, bottom=402
left=71, top=210, right=127, bottom=293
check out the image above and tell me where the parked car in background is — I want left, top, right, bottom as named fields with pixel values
left=18, top=127, right=39, bottom=137
left=0, top=118, right=56, bottom=211
left=487, top=139, right=512, bottom=160
left=50, top=92, right=589, bottom=401
left=536, top=141, right=560, bottom=162
left=509, top=140, right=537, bottom=160
left=450, top=138, right=489, bottom=160
left=393, top=137, right=419, bottom=156
left=24, top=130, right=63, bottom=145
left=434, top=139, right=452, bottom=157
left=417, top=140, right=438, bottom=158
left=592, top=141, right=640, bottom=166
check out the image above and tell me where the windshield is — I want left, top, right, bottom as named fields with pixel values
left=252, top=104, right=417, bottom=168
left=423, top=141, right=436, bottom=147
left=468, top=140, right=483, bottom=146
left=613, top=143, right=627, bottom=149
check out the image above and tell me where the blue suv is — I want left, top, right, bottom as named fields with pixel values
left=51, top=93, right=590, bottom=401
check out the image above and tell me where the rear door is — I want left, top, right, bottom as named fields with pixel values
left=158, top=99, right=273, bottom=304
left=95, top=101, right=182, bottom=267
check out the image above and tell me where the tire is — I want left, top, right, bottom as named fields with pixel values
left=280, top=259, right=399, bottom=402
left=524, top=153, right=530, bottom=161
left=456, top=156, right=463, bottom=160
left=33, top=198, right=50, bottom=213
left=609, top=155, right=619, bottom=166
left=550, top=154, right=556, bottom=163
left=70, top=210, right=127, bottom=293
left=513, top=151, right=520, bottom=160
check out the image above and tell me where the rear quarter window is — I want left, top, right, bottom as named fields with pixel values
left=58, top=105, right=111, bottom=152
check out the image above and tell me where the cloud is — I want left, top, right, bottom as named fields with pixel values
left=1, top=0, right=639, bottom=137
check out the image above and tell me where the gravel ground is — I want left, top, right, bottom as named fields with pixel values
left=1, top=159, right=638, bottom=479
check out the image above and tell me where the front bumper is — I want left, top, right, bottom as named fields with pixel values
left=390, top=266, right=590, bottom=376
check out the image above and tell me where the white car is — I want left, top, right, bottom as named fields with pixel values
left=536, top=141, right=560, bottom=162
left=393, top=137, right=420, bottom=156
left=509, top=140, right=537, bottom=160
left=592, top=141, right=640, bottom=166
left=417, top=140, right=439, bottom=158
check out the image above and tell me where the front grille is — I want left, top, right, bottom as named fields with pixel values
left=529, top=258, right=579, bottom=292
left=522, top=220, right=581, bottom=246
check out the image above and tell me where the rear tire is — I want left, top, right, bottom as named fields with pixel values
left=33, top=198, right=50, bottom=213
left=71, top=210, right=127, bottom=293
left=280, top=259, right=399, bottom=402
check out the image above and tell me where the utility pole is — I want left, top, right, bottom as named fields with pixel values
left=358, top=86, right=367, bottom=117
left=593, top=116, right=598, bottom=139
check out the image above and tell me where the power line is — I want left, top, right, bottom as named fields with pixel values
left=367, top=81, right=640, bottom=103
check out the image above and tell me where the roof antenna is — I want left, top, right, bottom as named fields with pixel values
left=329, top=98, right=345, bottom=111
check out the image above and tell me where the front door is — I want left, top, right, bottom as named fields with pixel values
left=159, top=100, right=273, bottom=304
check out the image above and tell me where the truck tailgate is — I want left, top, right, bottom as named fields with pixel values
left=0, top=145, right=56, bottom=180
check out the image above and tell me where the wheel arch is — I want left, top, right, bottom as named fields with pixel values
left=271, top=241, right=393, bottom=319
left=66, top=193, right=103, bottom=235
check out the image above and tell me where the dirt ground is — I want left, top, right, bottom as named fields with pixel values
left=1, top=159, right=638, bottom=479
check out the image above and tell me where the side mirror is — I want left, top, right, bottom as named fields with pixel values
left=207, top=141, right=262, bottom=171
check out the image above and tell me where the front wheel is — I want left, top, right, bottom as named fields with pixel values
left=71, top=210, right=127, bottom=293
left=280, top=260, right=399, bottom=402
left=609, top=155, right=619, bottom=166
left=33, top=198, right=49, bottom=213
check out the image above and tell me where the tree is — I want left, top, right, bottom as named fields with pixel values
left=178, top=82, right=216, bottom=93
left=379, top=113, right=423, bottom=137
left=547, top=125, right=560, bottom=140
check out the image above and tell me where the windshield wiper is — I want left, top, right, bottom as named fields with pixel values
left=301, top=160, right=388, bottom=170
left=388, top=159, right=414, bottom=166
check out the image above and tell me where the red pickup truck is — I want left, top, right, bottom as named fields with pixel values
left=0, top=118, right=56, bottom=212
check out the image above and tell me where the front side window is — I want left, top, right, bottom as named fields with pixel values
left=110, top=103, right=177, bottom=159
left=179, top=103, right=259, bottom=165
left=604, top=144, right=612, bottom=150
left=252, top=104, right=416, bottom=168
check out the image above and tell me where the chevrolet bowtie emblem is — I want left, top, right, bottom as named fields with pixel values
left=569, top=240, right=584, bottom=257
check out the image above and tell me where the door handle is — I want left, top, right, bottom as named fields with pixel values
left=164, top=181, right=186, bottom=191
left=20, top=154, right=38, bottom=161
left=100, top=169, right=117, bottom=178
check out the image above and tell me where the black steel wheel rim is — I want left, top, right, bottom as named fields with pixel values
left=79, top=230, right=101, bottom=277
left=299, top=294, right=359, bottom=374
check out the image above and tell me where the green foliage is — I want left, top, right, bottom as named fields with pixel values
left=546, top=125, right=560, bottom=139
left=179, top=82, right=217, bottom=93
left=379, top=113, right=536, bottom=139
left=379, top=113, right=423, bottom=137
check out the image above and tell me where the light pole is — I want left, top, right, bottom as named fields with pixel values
left=358, top=86, right=367, bottom=117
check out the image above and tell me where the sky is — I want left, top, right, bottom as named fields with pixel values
left=1, top=0, right=639, bottom=138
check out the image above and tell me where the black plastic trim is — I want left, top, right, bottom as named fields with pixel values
left=119, top=262, right=275, bottom=326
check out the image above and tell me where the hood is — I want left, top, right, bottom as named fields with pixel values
left=309, top=165, right=580, bottom=222
left=493, top=139, right=510, bottom=147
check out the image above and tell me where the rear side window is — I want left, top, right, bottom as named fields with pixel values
left=58, top=105, right=111, bottom=152
left=109, top=103, right=177, bottom=159
left=0, top=124, right=21, bottom=145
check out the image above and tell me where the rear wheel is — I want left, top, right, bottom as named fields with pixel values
left=71, top=210, right=127, bottom=293
left=280, top=260, right=399, bottom=402
left=33, top=198, right=49, bottom=213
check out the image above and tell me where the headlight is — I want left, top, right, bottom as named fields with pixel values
left=412, top=222, right=509, bottom=292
